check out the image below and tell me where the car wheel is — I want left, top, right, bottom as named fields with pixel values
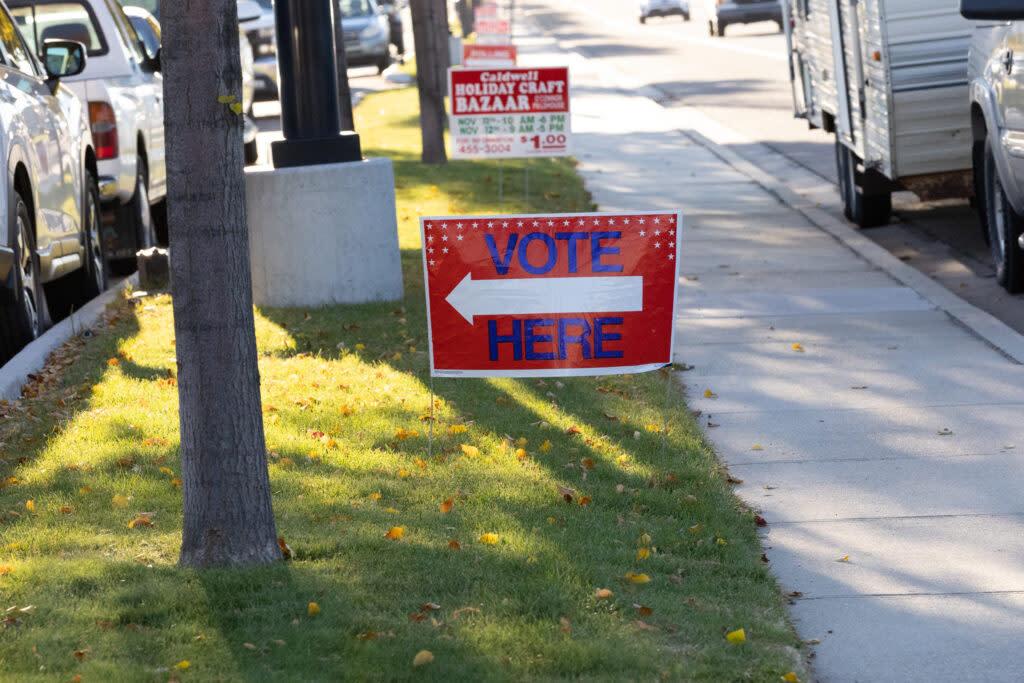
left=835, top=140, right=891, bottom=228
left=244, top=138, right=259, bottom=166
left=376, top=54, right=391, bottom=74
left=708, top=20, right=715, bottom=36
left=683, top=12, right=690, bottom=21
left=717, top=21, right=726, bottom=36
left=984, top=136, right=1024, bottom=293
left=111, top=157, right=155, bottom=274
left=0, top=192, right=42, bottom=361
left=973, top=138, right=989, bottom=243
left=639, top=15, right=646, bottom=24
left=79, top=170, right=107, bottom=300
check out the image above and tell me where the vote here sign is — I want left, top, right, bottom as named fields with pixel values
left=422, top=212, right=681, bottom=378
left=449, top=67, right=571, bottom=159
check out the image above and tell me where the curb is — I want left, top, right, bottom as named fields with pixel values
left=0, top=275, right=137, bottom=402
left=546, top=31, right=1024, bottom=365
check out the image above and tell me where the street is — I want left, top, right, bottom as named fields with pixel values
left=522, top=0, right=1024, bottom=333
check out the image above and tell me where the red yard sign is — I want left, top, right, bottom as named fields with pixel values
left=422, top=212, right=681, bottom=377
left=463, top=44, right=517, bottom=68
left=449, top=67, right=571, bottom=158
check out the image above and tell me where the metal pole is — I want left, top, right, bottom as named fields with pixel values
left=272, top=0, right=362, bottom=167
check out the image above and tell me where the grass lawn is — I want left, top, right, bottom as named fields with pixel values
left=0, top=86, right=807, bottom=681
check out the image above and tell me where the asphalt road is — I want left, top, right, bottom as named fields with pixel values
left=522, top=0, right=1024, bottom=334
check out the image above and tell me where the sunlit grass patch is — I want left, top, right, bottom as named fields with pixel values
left=0, top=87, right=806, bottom=681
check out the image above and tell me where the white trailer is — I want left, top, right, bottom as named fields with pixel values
left=783, top=0, right=977, bottom=227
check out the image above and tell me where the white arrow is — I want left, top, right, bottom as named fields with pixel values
left=445, top=273, right=643, bottom=324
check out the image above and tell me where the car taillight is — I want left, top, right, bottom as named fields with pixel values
left=88, top=101, right=118, bottom=160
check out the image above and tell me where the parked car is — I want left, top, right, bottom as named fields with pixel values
left=242, top=0, right=277, bottom=100
left=962, top=0, right=1024, bottom=293
left=120, top=1, right=262, bottom=165
left=8, top=0, right=166, bottom=264
left=339, top=0, right=391, bottom=74
left=0, top=7, right=105, bottom=361
left=638, top=0, right=689, bottom=24
left=704, top=0, right=781, bottom=36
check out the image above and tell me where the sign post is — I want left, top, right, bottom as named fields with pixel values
left=422, top=212, right=681, bottom=378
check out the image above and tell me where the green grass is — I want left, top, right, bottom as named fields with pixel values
left=0, top=87, right=806, bottom=681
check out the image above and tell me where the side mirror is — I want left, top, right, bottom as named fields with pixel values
left=960, top=0, right=1024, bottom=20
left=42, top=39, right=86, bottom=81
left=237, top=0, right=262, bottom=23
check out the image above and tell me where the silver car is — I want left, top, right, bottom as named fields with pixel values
left=0, top=3, right=104, bottom=361
left=704, top=0, right=782, bottom=37
left=963, top=0, right=1024, bottom=293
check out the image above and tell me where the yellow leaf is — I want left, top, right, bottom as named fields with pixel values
left=173, top=660, right=190, bottom=670
left=688, top=524, right=703, bottom=534
left=625, top=572, right=650, bottom=584
left=369, top=492, right=382, bottom=500
left=5, top=542, right=20, bottom=550
left=460, top=444, right=479, bottom=458
left=339, top=405, right=356, bottom=416
left=128, top=516, right=153, bottom=529
left=268, top=414, right=280, bottom=424
left=792, top=343, right=804, bottom=351
left=413, top=650, right=434, bottom=667
left=540, top=440, right=551, bottom=452
left=397, top=469, right=411, bottom=478
left=514, top=448, right=527, bottom=460
left=172, top=478, right=182, bottom=487
left=703, top=389, right=716, bottom=398
left=384, top=507, right=398, bottom=513
left=478, top=533, right=498, bottom=545
left=392, top=352, right=402, bottom=361
left=645, top=423, right=660, bottom=432
left=636, top=548, right=650, bottom=560
left=355, top=343, right=365, bottom=350
left=515, top=437, right=527, bottom=447
left=526, top=556, right=537, bottom=563
left=308, top=602, right=320, bottom=616
left=384, top=526, right=405, bottom=540
left=638, top=533, right=652, bottom=546
left=159, top=467, right=174, bottom=475
left=751, top=445, right=763, bottom=451
left=25, top=500, right=34, bottom=512
left=726, top=628, right=746, bottom=644
left=111, top=494, right=130, bottom=508
left=782, top=674, right=800, bottom=683
left=0, top=565, right=12, bottom=576
left=279, top=458, right=295, bottom=468
left=449, top=425, right=467, bottom=434
left=595, top=588, right=613, bottom=598
left=837, top=555, right=850, bottom=562
left=217, top=94, right=236, bottom=103
left=440, top=498, right=453, bottom=513
left=717, top=537, right=728, bottom=546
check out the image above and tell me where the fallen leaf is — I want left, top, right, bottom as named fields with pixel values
left=782, top=674, right=801, bottom=683
left=634, top=620, right=659, bottom=631
left=751, top=445, right=763, bottom=451
left=449, top=425, right=467, bottom=434
left=243, top=642, right=257, bottom=649
left=461, top=444, right=480, bottom=458
left=515, top=448, right=528, bottom=461
left=636, top=548, right=650, bottom=560
left=726, top=476, right=743, bottom=485
left=308, top=602, right=320, bottom=616
left=837, top=555, right=850, bottom=562
left=625, top=572, right=650, bottom=584
left=557, top=484, right=574, bottom=502
left=278, top=537, right=293, bottom=559
left=171, top=478, right=182, bottom=486
left=60, top=506, right=74, bottom=514
left=792, top=343, right=804, bottom=352
left=409, top=612, right=427, bottom=622
left=937, top=428, right=953, bottom=436
left=565, top=425, right=580, bottom=435
left=173, top=660, right=190, bottom=670
left=414, top=457, right=426, bottom=469
left=755, top=515, right=768, bottom=527
left=688, top=524, right=703, bottom=534
left=581, top=457, right=595, bottom=469
left=478, top=533, right=498, bottom=545
left=634, top=604, right=653, bottom=617
left=420, top=602, right=441, bottom=612
left=595, top=588, right=613, bottom=598
left=369, top=492, right=382, bottom=500
left=540, top=440, right=551, bottom=451
left=384, top=526, right=405, bottom=540
left=578, top=496, right=591, bottom=506
left=441, top=498, right=453, bottom=513
left=448, top=540, right=461, bottom=550
left=0, top=565, right=12, bottom=576
left=397, top=469, right=411, bottom=478
left=703, top=389, right=717, bottom=399
left=413, top=650, right=434, bottom=666
left=24, top=500, right=33, bottom=512
left=726, top=628, right=746, bottom=644
left=159, top=467, right=174, bottom=475
left=128, top=516, right=152, bottom=528
left=111, top=494, right=130, bottom=508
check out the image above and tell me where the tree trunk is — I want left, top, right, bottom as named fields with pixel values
left=410, top=0, right=449, bottom=164
left=161, top=0, right=280, bottom=568
left=333, top=7, right=355, bottom=131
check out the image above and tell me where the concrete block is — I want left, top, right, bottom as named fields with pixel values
left=246, top=157, right=403, bottom=308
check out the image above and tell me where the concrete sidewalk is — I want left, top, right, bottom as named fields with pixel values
left=516, top=15, right=1024, bottom=683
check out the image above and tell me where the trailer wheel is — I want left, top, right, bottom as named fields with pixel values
left=984, top=136, right=1024, bottom=293
left=835, top=140, right=891, bottom=228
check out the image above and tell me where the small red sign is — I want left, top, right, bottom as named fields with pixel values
left=463, top=44, right=517, bottom=68
left=422, top=212, right=681, bottom=377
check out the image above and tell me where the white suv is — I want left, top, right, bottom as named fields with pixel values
left=9, top=0, right=165, bottom=265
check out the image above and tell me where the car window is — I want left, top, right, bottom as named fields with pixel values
left=103, top=0, right=144, bottom=63
left=118, top=0, right=159, bottom=20
left=339, top=0, right=375, bottom=18
left=127, top=13, right=157, bottom=59
left=10, top=2, right=108, bottom=58
left=0, top=5, right=39, bottom=75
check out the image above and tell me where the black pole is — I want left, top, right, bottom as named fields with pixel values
left=272, top=0, right=361, bottom=167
